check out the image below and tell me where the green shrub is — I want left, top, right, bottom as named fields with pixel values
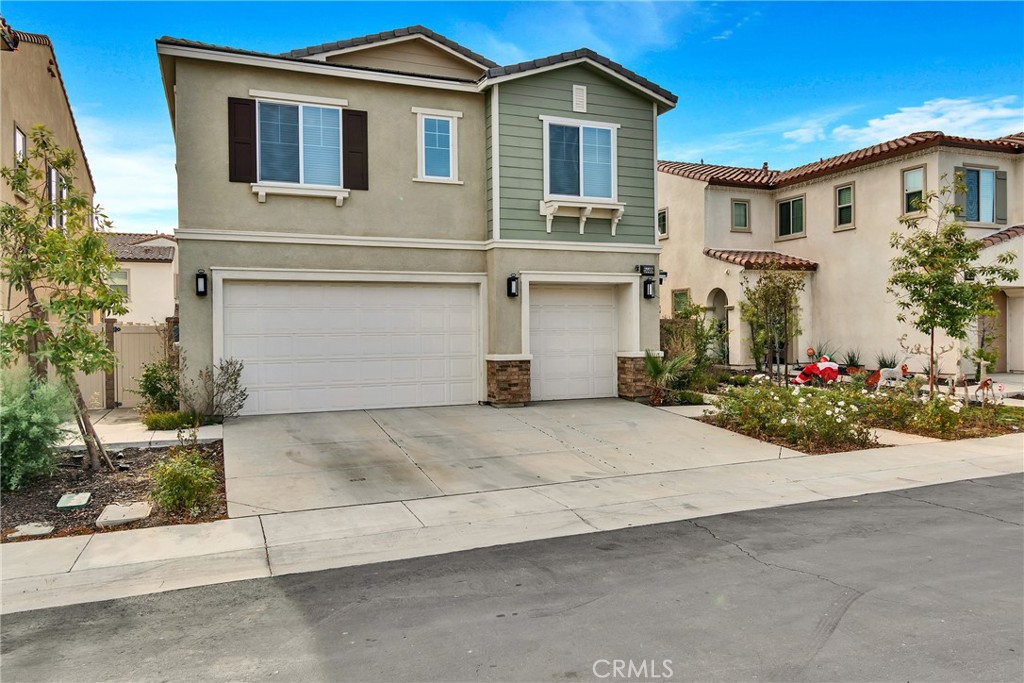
left=142, top=410, right=202, bottom=431
left=150, top=447, right=218, bottom=514
left=710, top=380, right=874, bottom=452
left=729, top=374, right=751, bottom=387
left=875, top=351, right=902, bottom=371
left=0, top=371, right=74, bottom=490
left=675, top=390, right=705, bottom=405
left=136, top=358, right=180, bottom=413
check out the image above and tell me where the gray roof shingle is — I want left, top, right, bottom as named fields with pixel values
left=284, top=25, right=498, bottom=68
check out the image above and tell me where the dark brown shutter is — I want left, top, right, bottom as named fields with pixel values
left=953, top=165, right=966, bottom=220
left=228, top=98, right=257, bottom=183
left=343, top=109, right=368, bottom=191
left=995, top=170, right=1008, bottom=224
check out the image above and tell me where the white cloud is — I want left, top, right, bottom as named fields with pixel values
left=711, top=29, right=733, bottom=41
left=782, top=122, right=826, bottom=144
left=76, top=116, right=177, bottom=234
left=832, top=96, right=1024, bottom=146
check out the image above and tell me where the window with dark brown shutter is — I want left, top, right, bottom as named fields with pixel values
left=342, top=109, right=368, bottom=191
left=228, top=97, right=257, bottom=183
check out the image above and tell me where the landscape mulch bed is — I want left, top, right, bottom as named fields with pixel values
left=1, top=440, right=227, bottom=543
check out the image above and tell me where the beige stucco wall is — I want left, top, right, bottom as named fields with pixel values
left=658, top=145, right=1023, bottom=372
left=324, top=40, right=485, bottom=81
left=1, top=37, right=95, bottom=321
left=172, top=59, right=487, bottom=240
left=119, top=260, right=176, bottom=324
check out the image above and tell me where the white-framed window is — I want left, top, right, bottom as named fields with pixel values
left=902, top=166, right=925, bottom=214
left=46, top=164, right=59, bottom=228
left=835, top=183, right=854, bottom=229
left=657, top=208, right=668, bottom=238
left=777, top=196, right=805, bottom=238
left=257, top=100, right=342, bottom=187
left=963, top=167, right=996, bottom=222
left=14, top=126, right=27, bottom=165
left=108, top=270, right=129, bottom=298
left=412, top=107, right=462, bottom=183
left=672, top=289, right=691, bottom=316
left=731, top=199, right=750, bottom=231
left=541, top=115, right=619, bottom=202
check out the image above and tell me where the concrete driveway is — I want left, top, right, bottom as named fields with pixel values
left=223, top=399, right=793, bottom=516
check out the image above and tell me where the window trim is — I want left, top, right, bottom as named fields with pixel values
left=412, top=106, right=463, bottom=184
left=961, top=163, right=998, bottom=224
left=834, top=181, right=855, bottom=231
left=254, top=97, right=345, bottom=190
left=540, top=114, right=620, bottom=204
left=775, top=194, right=806, bottom=241
left=109, top=269, right=130, bottom=299
left=671, top=288, right=691, bottom=316
left=901, top=164, right=927, bottom=216
left=46, top=165, right=60, bottom=228
left=730, top=198, right=751, bottom=232
left=657, top=208, right=669, bottom=239
left=14, top=125, right=27, bottom=165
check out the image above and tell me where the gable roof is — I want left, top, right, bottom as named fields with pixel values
left=157, top=27, right=676, bottom=109
left=101, top=232, right=176, bottom=263
left=284, top=25, right=498, bottom=69
left=660, top=131, right=1024, bottom=189
left=703, top=248, right=818, bottom=272
left=485, top=48, right=677, bottom=107
left=979, top=225, right=1024, bottom=249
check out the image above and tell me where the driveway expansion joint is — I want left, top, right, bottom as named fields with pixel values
left=68, top=533, right=94, bottom=573
left=365, top=410, right=445, bottom=497
left=257, top=516, right=273, bottom=575
left=688, top=519, right=864, bottom=596
left=885, top=491, right=1023, bottom=526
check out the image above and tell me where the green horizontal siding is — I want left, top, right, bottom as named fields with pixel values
left=485, top=93, right=493, bottom=240
left=496, top=64, right=656, bottom=245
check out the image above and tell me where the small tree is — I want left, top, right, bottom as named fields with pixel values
left=887, top=174, right=1018, bottom=393
left=0, top=126, right=128, bottom=471
left=740, top=264, right=805, bottom=384
left=642, top=349, right=693, bottom=407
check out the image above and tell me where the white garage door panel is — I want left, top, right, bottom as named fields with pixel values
left=223, top=281, right=481, bottom=415
left=530, top=286, right=618, bottom=401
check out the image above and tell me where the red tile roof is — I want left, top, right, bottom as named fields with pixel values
left=703, top=248, right=818, bottom=271
left=979, top=225, right=1024, bottom=249
left=101, top=232, right=175, bottom=263
left=660, top=131, right=1024, bottom=189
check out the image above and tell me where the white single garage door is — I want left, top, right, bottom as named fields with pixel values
left=223, top=281, right=481, bottom=415
left=529, top=286, right=618, bottom=401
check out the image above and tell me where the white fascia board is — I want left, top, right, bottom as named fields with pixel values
left=309, top=34, right=493, bottom=71
left=249, top=90, right=349, bottom=107
left=481, top=58, right=675, bottom=110
left=156, top=44, right=478, bottom=93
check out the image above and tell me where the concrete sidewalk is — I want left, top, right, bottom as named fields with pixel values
left=62, top=408, right=223, bottom=450
left=3, top=422, right=1021, bottom=614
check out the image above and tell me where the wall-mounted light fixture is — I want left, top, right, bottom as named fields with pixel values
left=195, top=269, right=208, bottom=297
left=643, top=278, right=656, bottom=299
left=506, top=273, right=519, bottom=298
left=659, top=270, right=668, bottom=285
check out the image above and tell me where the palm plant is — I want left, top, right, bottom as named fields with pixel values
left=643, top=349, right=694, bottom=406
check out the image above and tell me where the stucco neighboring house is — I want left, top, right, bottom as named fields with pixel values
left=657, top=131, right=1024, bottom=374
left=0, top=23, right=95, bottom=322
left=156, top=25, right=676, bottom=415
left=100, top=232, right=178, bottom=324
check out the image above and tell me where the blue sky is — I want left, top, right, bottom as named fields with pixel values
left=4, top=1, right=1023, bottom=233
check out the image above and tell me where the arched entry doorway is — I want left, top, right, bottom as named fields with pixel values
left=707, top=288, right=729, bottom=364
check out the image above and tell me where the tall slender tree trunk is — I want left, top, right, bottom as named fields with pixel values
left=929, top=329, right=936, bottom=394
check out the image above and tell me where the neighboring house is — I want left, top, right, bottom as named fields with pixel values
left=100, top=232, right=178, bottom=324
left=0, top=23, right=95, bottom=322
left=658, top=132, right=1024, bottom=373
left=156, top=25, right=676, bottom=415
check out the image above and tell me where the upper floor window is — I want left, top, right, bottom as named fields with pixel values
left=777, top=196, right=805, bottom=238
left=957, top=166, right=1007, bottom=224
left=835, top=183, right=854, bottom=229
left=657, top=209, right=668, bottom=238
left=258, top=101, right=341, bottom=187
left=45, top=164, right=61, bottom=229
left=14, top=126, right=26, bottom=166
left=413, top=107, right=462, bottom=183
left=108, top=270, right=129, bottom=298
left=541, top=116, right=619, bottom=202
left=902, top=166, right=925, bottom=214
left=731, top=200, right=750, bottom=231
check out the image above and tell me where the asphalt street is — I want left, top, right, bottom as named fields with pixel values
left=2, top=475, right=1021, bottom=682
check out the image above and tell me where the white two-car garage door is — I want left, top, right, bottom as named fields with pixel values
left=529, top=286, right=618, bottom=401
left=223, top=281, right=481, bottom=415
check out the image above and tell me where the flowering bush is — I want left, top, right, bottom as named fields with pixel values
left=710, top=379, right=874, bottom=452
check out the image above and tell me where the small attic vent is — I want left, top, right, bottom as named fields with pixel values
left=572, top=85, right=587, bottom=113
